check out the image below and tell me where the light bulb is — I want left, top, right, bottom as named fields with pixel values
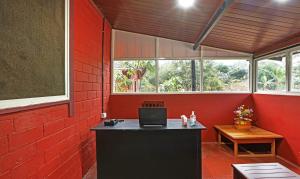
left=177, top=0, right=195, bottom=9
left=275, top=0, right=288, bottom=3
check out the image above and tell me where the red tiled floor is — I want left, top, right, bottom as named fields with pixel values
left=84, top=143, right=300, bottom=179
left=202, top=143, right=300, bottom=179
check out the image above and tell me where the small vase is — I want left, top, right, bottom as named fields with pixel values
left=234, top=118, right=252, bottom=130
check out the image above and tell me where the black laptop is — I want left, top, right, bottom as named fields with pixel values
left=138, top=101, right=167, bottom=127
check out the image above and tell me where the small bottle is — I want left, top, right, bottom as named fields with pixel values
left=190, top=111, right=196, bottom=126
left=181, top=115, right=188, bottom=127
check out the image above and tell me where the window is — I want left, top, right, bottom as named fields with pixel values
left=291, top=52, right=300, bottom=92
left=203, top=60, right=250, bottom=92
left=111, top=46, right=300, bottom=95
left=113, top=58, right=250, bottom=93
left=113, top=60, right=156, bottom=93
left=158, top=60, right=200, bottom=92
left=257, top=56, right=286, bottom=92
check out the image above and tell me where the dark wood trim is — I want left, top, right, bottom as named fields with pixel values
left=90, top=0, right=114, bottom=29
left=89, top=0, right=105, bottom=17
left=0, top=100, right=70, bottom=115
left=254, top=33, right=300, bottom=58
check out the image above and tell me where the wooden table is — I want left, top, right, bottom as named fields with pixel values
left=232, top=163, right=300, bottom=179
left=215, top=125, right=283, bottom=157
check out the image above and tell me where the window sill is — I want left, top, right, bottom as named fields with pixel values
left=0, top=95, right=70, bottom=115
left=111, top=91, right=252, bottom=95
left=254, top=91, right=300, bottom=96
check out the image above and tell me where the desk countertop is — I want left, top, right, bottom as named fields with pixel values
left=91, top=119, right=206, bottom=131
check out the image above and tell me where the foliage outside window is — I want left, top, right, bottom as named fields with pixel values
left=203, top=60, right=250, bottom=91
left=113, top=60, right=156, bottom=93
left=257, top=57, right=286, bottom=92
left=113, top=59, right=250, bottom=93
left=291, top=52, right=300, bottom=92
left=158, top=60, right=200, bottom=92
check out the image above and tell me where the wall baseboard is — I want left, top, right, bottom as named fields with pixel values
left=276, top=155, right=300, bottom=169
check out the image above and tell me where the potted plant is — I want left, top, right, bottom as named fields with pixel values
left=233, top=105, right=254, bottom=130
left=122, top=67, right=146, bottom=92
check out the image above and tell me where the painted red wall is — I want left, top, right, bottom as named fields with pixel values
left=0, top=0, right=111, bottom=178
left=109, top=94, right=253, bottom=141
left=109, top=93, right=300, bottom=166
left=253, top=94, right=300, bottom=165
left=109, top=94, right=300, bottom=165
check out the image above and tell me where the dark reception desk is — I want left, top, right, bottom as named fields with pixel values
left=91, top=119, right=206, bottom=179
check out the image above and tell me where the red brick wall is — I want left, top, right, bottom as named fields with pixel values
left=0, top=0, right=111, bottom=178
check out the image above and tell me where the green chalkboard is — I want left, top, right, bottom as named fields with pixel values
left=0, top=0, right=66, bottom=100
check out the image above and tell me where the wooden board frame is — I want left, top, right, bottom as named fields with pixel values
left=0, top=0, right=73, bottom=116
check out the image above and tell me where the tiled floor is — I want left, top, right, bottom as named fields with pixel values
left=84, top=143, right=300, bottom=179
left=202, top=143, right=300, bottom=179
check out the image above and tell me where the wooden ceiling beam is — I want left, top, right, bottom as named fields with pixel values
left=193, top=0, right=234, bottom=50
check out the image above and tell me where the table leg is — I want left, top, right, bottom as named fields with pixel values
left=233, top=168, right=243, bottom=179
left=218, top=132, right=222, bottom=144
left=271, top=139, right=276, bottom=157
left=234, top=142, right=238, bottom=157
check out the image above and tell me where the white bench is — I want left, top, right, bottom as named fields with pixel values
left=232, top=163, right=300, bottom=179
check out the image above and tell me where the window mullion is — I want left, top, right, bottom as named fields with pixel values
left=200, top=59, right=204, bottom=92
left=191, top=60, right=196, bottom=91
left=251, top=58, right=256, bottom=93
left=155, top=59, right=159, bottom=93
left=155, top=37, right=159, bottom=93
left=286, top=51, right=292, bottom=92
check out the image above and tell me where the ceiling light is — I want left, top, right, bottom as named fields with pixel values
left=275, top=0, right=288, bottom=3
left=177, top=0, right=195, bottom=9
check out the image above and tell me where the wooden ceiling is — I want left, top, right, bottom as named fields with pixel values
left=206, top=0, right=300, bottom=53
left=93, top=0, right=300, bottom=54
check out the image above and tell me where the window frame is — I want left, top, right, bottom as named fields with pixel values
left=111, top=57, right=253, bottom=94
left=202, top=57, right=252, bottom=93
left=254, top=45, right=300, bottom=95
left=112, top=58, right=157, bottom=93
left=255, top=53, right=287, bottom=93
left=290, top=50, right=300, bottom=92
left=157, top=58, right=200, bottom=93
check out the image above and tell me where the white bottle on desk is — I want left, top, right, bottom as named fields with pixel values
left=181, top=115, right=188, bottom=127
left=190, top=111, right=196, bottom=126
